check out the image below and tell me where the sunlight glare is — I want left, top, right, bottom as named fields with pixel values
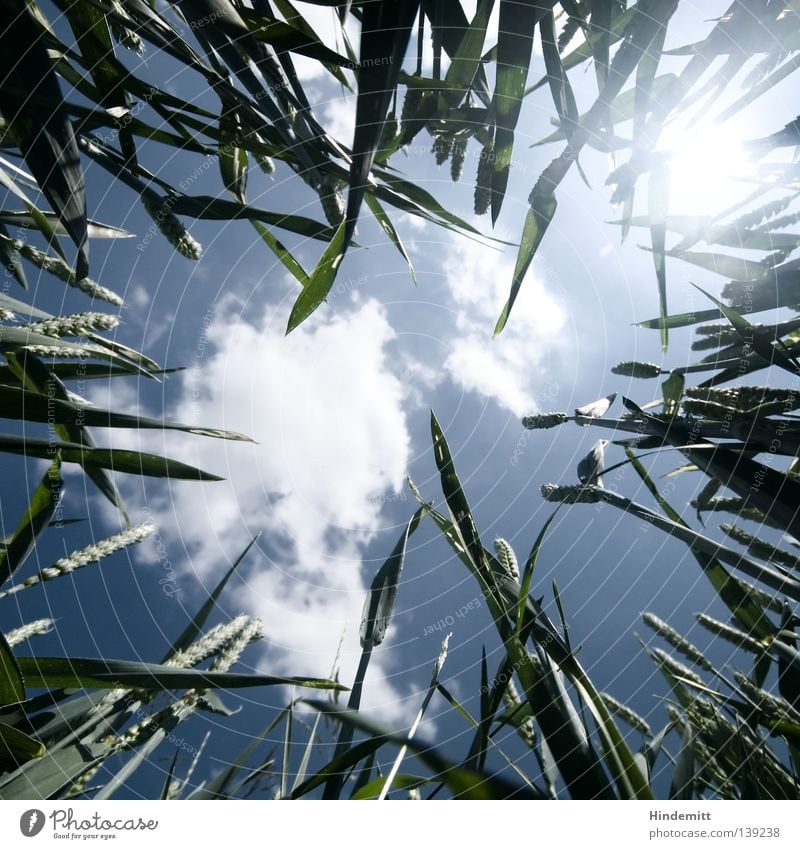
left=660, top=122, right=753, bottom=214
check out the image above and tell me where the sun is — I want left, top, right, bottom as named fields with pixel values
left=659, top=120, right=755, bottom=215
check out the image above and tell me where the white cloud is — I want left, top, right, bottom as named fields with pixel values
left=101, top=296, right=415, bottom=720
left=440, top=238, right=567, bottom=416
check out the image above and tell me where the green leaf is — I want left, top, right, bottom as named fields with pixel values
left=301, top=700, right=543, bottom=799
left=666, top=250, right=771, bottom=281
left=692, top=284, right=800, bottom=377
left=0, top=383, right=254, bottom=443
left=364, top=194, right=415, bottom=283
left=0, top=434, right=225, bottom=482
left=360, top=509, right=424, bottom=649
left=0, top=212, right=132, bottom=240
left=669, top=724, right=696, bottom=800
left=0, top=741, right=105, bottom=799
left=430, top=412, right=490, bottom=578
left=250, top=221, right=309, bottom=288
left=527, top=6, right=637, bottom=93
left=15, top=657, right=346, bottom=693
left=623, top=446, right=772, bottom=638
left=0, top=721, right=45, bottom=770
left=238, top=11, right=354, bottom=68
left=0, top=634, right=25, bottom=707
left=491, top=1, right=550, bottom=223
left=637, top=307, right=723, bottom=331
left=661, top=372, right=684, bottom=418
left=351, top=773, right=431, bottom=800
left=649, top=163, right=670, bottom=351
left=0, top=1, right=88, bottom=278
left=591, top=0, right=613, bottom=99
left=345, top=1, right=420, bottom=245
left=495, top=179, right=557, bottom=336
left=5, top=350, right=129, bottom=520
left=442, top=0, right=495, bottom=108
left=286, top=221, right=347, bottom=333
left=540, top=10, right=579, bottom=138
left=0, top=456, right=62, bottom=585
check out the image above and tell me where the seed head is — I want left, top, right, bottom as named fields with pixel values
left=600, top=692, right=651, bottom=736
left=522, top=412, right=568, bottom=430
left=142, top=194, right=203, bottom=260
left=611, top=361, right=662, bottom=379
left=317, top=176, right=346, bottom=227
left=27, top=312, right=119, bottom=338
left=474, top=143, right=494, bottom=215
left=432, top=136, right=452, bottom=165
left=450, top=139, right=467, bottom=182
left=493, top=538, right=519, bottom=581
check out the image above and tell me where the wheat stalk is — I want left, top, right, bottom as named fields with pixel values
left=0, top=523, right=155, bottom=600
left=5, top=618, right=55, bottom=646
left=26, top=312, right=120, bottom=337
left=141, top=194, right=202, bottom=260
left=643, top=612, right=714, bottom=672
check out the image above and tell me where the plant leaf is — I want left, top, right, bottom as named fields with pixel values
left=286, top=221, right=347, bottom=333
left=15, top=657, right=345, bottom=693
left=360, top=508, right=424, bottom=648
left=0, top=1, right=88, bottom=278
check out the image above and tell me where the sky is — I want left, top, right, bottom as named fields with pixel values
left=2, top=0, right=796, bottom=798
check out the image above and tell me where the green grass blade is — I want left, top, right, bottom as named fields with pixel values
left=15, top=657, right=345, bottom=693
left=286, top=221, right=346, bottom=333
left=302, top=700, right=543, bottom=799
left=0, top=456, right=61, bottom=585
left=0, top=634, right=25, bottom=706
left=0, top=1, right=88, bottom=278
left=345, top=1, right=420, bottom=245
left=364, top=194, right=416, bottom=283
left=494, top=174, right=558, bottom=336
left=649, top=164, right=670, bottom=351
left=0, top=722, right=45, bottom=771
left=0, top=384, right=253, bottom=443
left=360, top=508, right=424, bottom=649
left=0, top=434, right=224, bottom=482
left=491, top=1, right=550, bottom=224
left=0, top=741, right=105, bottom=799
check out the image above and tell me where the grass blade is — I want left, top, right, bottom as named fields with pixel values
left=0, top=2, right=88, bottom=278
left=15, top=657, right=345, bottom=693
left=491, top=1, right=552, bottom=223
left=286, top=221, right=346, bottom=333
left=0, top=456, right=61, bottom=585
left=345, top=1, right=420, bottom=246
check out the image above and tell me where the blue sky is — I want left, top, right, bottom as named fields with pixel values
left=3, top=0, right=796, bottom=797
